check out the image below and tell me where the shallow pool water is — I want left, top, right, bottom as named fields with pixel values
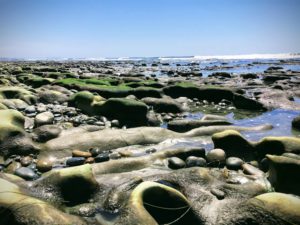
left=179, top=109, right=300, bottom=142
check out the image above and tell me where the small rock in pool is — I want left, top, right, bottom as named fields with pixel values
left=36, top=158, right=53, bottom=172
left=95, top=152, right=110, bottom=163
left=72, top=150, right=92, bottom=158
left=66, top=157, right=85, bottom=167
left=168, top=157, right=185, bottom=169
left=186, top=156, right=206, bottom=167
left=226, top=157, right=244, bottom=170
left=14, top=167, right=39, bottom=180
left=145, top=148, right=157, bottom=154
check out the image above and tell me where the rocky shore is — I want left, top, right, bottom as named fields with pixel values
left=0, top=59, right=300, bottom=224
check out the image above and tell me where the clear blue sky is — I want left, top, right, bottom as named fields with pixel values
left=0, top=0, right=299, bottom=58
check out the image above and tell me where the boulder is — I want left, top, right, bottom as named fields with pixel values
left=267, top=154, right=300, bottom=195
left=0, top=109, right=25, bottom=144
left=142, top=97, right=184, bottom=113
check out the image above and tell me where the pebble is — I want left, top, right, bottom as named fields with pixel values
left=206, top=149, right=226, bottom=165
left=89, top=147, right=102, bottom=157
left=211, top=188, right=225, bottom=200
left=242, top=163, right=265, bottom=176
left=259, top=158, right=269, bottom=172
left=95, top=152, right=110, bottom=163
left=226, top=157, right=244, bottom=170
left=145, top=148, right=157, bottom=154
left=66, top=157, right=85, bottom=167
left=168, top=157, right=186, bottom=169
left=36, top=158, right=53, bottom=172
left=72, top=150, right=92, bottom=158
left=85, top=157, right=95, bottom=164
left=14, top=167, right=39, bottom=180
left=35, top=111, right=54, bottom=126
left=186, top=156, right=206, bottom=167
left=20, top=156, right=33, bottom=167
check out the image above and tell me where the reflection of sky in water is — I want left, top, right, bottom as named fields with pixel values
left=179, top=109, right=300, bottom=142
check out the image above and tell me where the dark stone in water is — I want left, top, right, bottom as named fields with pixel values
left=95, top=152, right=110, bottom=163
left=14, top=167, right=39, bottom=180
left=66, top=157, right=85, bottom=166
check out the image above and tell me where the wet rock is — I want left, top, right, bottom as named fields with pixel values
left=35, top=111, right=54, bottom=126
left=186, top=156, right=206, bottom=167
left=259, top=157, right=269, bottom=172
left=168, top=157, right=185, bottom=169
left=142, top=97, right=184, bottom=113
left=212, top=130, right=255, bottom=161
left=95, top=152, right=110, bottom=163
left=72, top=150, right=92, bottom=158
left=206, top=148, right=226, bottom=166
left=267, top=154, right=300, bottom=195
left=14, top=167, right=38, bottom=180
left=145, top=148, right=157, bottom=154
left=20, top=156, right=33, bottom=167
left=226, top=157, right=244, bottom=170
left=5, top=161, right=21, bottom=174
left=36, top=158, right=53, bottom=172
left=66, top=157, right=85, bottom=167
left=0, top=109, right=25, bottom=144
left=89, top=147, right=102, bottom=157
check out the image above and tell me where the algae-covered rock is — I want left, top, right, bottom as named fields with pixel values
left=212, top=130, right=255, bottom=161
left=95, top=98, right=148, bottom=126
left=267, top=154, right=300, bottom=195
left=0, top=178, right=86, bottom=225
left=142, top=96, right=184, bottom=113
left=70, top=91, right=149, bottom=126
left=127, top=181, right=203, bottom=225
left=0, top=109, right=25, bottom=144
left=39, top=164, right=98, bottom=206
left=255, top=136, right=300, bottom=158
left=0, top=87, right=37, bottom=104
left=246, top=193, right=300, bottom=224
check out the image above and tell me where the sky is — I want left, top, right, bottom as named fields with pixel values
left=0, top=0, right=299, bottom=58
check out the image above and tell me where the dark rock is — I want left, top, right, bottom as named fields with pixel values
left=95, top=152, right=110, bottom=163
left=226, top=157, right=244, bottom=170
left=168, top=157, right=185, bottom=169
left=186, top=156, right=206, bottom=167
left=14, top=167, right=39, bottom=180
left=292, top=115, right=300, bottom=130
left=66, top=157, right=85, bottom=167
left=89, top=147, right=102, bottom=157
